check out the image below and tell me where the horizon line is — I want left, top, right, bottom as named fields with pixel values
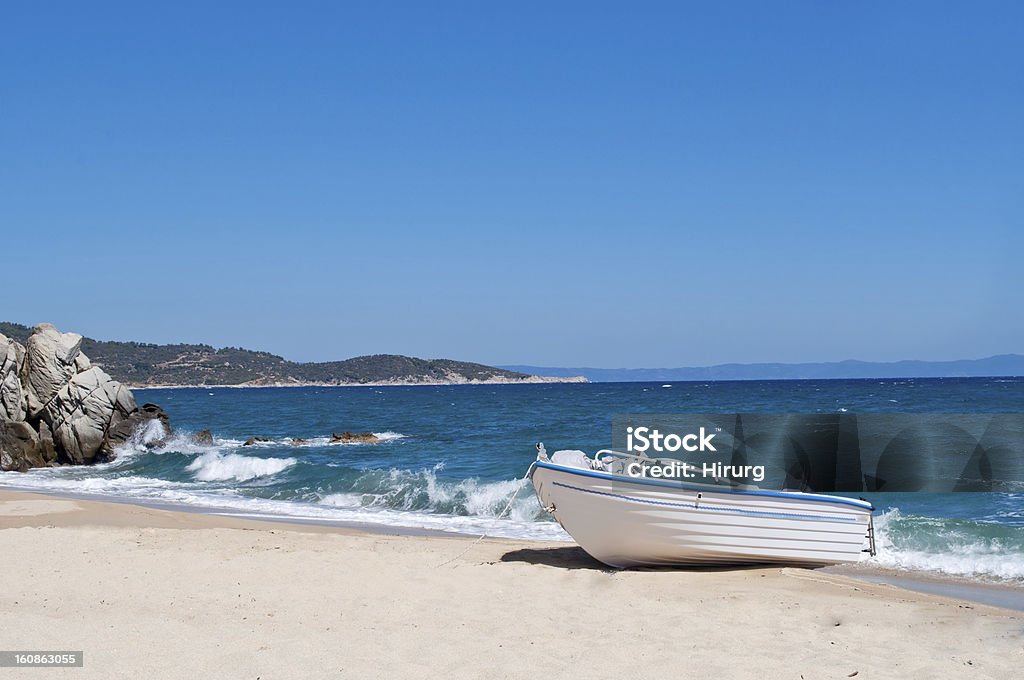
left=2, top=320, right=1020, bottom=371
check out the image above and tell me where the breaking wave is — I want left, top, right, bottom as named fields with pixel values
left=110, top=428, right=408, bottom=460
left=871, top=508, right=1024, bottom=582
left=317, top=463, right=542, bottom=523
left=8, top=420, right=1023, bottom=564
left=0, top=421, right=560, bottom=539
left=108, top=419, right=169, bottom=462
left=185, top=452, right=297, bottom=482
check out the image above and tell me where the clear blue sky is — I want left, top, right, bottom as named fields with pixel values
left=2, top=1, right=1021, bottom=367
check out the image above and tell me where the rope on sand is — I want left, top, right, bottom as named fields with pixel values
left=435, top=462, right=536, bottom=568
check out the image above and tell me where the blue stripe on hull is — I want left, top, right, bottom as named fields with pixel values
left=551, top=481, right=859, bottom=524
left=534, top=460, right=874, bottom=511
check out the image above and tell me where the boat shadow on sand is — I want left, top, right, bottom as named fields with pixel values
left=499, top=546, right=784, bottom=573
left=499, top=546, right=607, bottom=570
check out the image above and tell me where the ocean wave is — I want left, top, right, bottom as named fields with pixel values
left=108, top=419, right=171, bottom=462
left=0, top=470, right=199, bottom=502
left=314, top=464, right=543, bottom=524
left=110, top=426, right=409, bottom=462
left=369, top=431, right=406, bottom=442
left=320, top=493, right=363, bottom=508
left=285, top=432, right=408, bottom=447
left=125, top=419, right=167, bottom=449
left=185, top=452, right=297, bottom=482
left=871, top=508, right=1024, bottom=582
left=111, top=427, right=244, bottom=462
left=0, top=467, right=566, bottom=540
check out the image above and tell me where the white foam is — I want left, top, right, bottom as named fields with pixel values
left=870, top=509, right=1024, bottom=582
left=320, top=493, right=363, bottom=508
left=319, top=431, right=408, bottom=446
left=258, top=432, right=408, bottom=447
left=0, top=423, right=553, bottom=542
left=186, top=452, right=297, bottom=482
left=310, top=465, right=560, bottom=536
left=0, top=469, right=567, bottom=541
left=108, top=419, right=169, bottom=462
left=461, top=477, right=540, bottom=523
left=372, top=431, right=407, bottom=442
left=111, top=426, right=408, bottom=459
left=0, top=470, right=197, bottom=502
left=110, top=425, right=253, bottom=464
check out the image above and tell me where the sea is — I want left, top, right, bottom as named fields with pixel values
left=2, top=378, right=1022, bottom=584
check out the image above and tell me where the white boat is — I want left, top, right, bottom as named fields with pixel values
left=529, top=445, right=876, bottom=568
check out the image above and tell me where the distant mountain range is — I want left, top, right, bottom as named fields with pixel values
left=0, top=322, right=582, bottom=387
left=500, top=355, right=1024, bottom=382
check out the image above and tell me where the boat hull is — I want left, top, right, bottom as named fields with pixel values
left=531, top=460, right=874, bottom=568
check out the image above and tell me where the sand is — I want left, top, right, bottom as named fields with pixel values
left=0, top=490, right=1020, bottom=679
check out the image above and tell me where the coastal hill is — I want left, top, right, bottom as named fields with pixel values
left=0, top=322, right=580, bottom=387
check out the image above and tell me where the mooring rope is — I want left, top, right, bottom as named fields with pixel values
left=435, top=462, right=536, bottom=567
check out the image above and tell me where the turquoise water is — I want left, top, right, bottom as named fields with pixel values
left=2, top=378, right=1022, bottom=582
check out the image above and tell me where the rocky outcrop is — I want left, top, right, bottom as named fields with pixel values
left=192, top=428, right=214, bottom=445
left=330, top=431, right=380, bottom=444
left=36, top=420, right=58, bottom=464
left=24, top=324, right=89, bottom=419
left=0, top=324, right=171, bottom=471
left=45, top=367, right=136, bottom=464
left=0, top=420, right=50, bottom=471
left=0, top=333, right=26, bottom=421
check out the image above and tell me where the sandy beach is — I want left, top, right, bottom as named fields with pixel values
left=0, top=490, right=1020, bottom=679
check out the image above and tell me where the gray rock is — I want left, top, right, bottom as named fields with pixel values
left=0, top=333, right=26, bottom=421
left=75, top=353, right=91, bottom=372
left=36, top=420, right=58, bottom=464
left=330, top=431, right=380, bottom=444
left=24, top=323, right=84, bottom=418
left=0, top=419, right=47, bottom=471
left=2, top=323, right=175, bottom=470
left=193, top=428, right=214, bottom=445
left=45, top=366, right=137, bottom=464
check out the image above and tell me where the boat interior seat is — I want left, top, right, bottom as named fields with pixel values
left=549, top=449, right=595, bottom=470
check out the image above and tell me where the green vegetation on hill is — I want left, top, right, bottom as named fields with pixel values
left=0, top=322, right=533, bottom=386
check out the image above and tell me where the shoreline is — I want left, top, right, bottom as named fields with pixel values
left=3, top=485, right=1022, bottom=612
left=127, top=376, right=589, bottom=389
left=0, top=484, right=478, bottom=540
left=1, top=488, right=1021, bottom=678
left=124, top=375, right=1020, bottom=390
left=827, top=564, right=1024, bottom=613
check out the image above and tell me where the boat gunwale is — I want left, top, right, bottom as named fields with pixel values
left=533, top=459, right=876, bottom=511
